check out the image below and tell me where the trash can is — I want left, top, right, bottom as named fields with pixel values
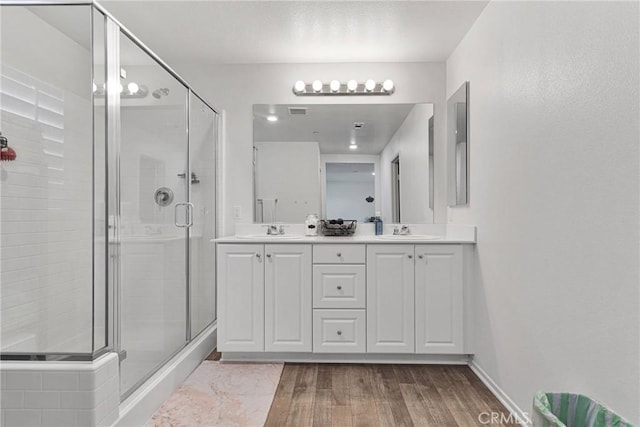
left=533, top=391, right=634, bottom=427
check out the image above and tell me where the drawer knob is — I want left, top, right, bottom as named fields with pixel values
left=256, top=253, right=261, bottom=259
left=337, top=285, right=342, bottom=290
left=266, top=254, right=271, bottom=258
left=418, top=255, right=423, bottom=259
left=337, top=252, right=342, bottom=257
left=408, top=254, right=413, bottom=259
left=337, top=330, right=342, bottom=336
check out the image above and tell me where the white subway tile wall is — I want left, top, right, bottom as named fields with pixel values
left=0, top=56, right=94, bottom=351
left=0, top=353, right=119, bottom=427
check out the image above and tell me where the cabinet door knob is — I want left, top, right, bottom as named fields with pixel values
left=266, top=254, right=271, bottom=258
left=408, top=254, right=413, bottom=259
left=418, top=255, right=423, bottom=259
left=256, top=253, right=261, bottom=259
left=337, top=330, right=342, bottom=336
left=337, top=252, right=342, bottom=257
left=337, top=285, right=342, bottom=290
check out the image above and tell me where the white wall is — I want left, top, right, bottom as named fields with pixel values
left=446, top=1, right=639, bottom=422
left=254, top=140, right=321, bottom=223
left=380, top=103, right=434, bottom=223
left=172, top=62, right=446, bottom=236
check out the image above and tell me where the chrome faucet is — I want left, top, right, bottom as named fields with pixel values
left=393, top=225, right=411, bottom=235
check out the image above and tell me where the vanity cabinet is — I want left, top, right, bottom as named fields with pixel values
left=312, top=244, right=366, bottom=353
left=217, top=244, right=264, bottom=351
left=217, top=243, right=312, bottom=352
left=217, top=240, right=469, bottom=357
left=367, top=244, right=464, bottom=355
left=264, top=244, right=312, bottom=352
left=415, top=245, right=463, bottom=354
left=366, top=245, right=416, bottom=353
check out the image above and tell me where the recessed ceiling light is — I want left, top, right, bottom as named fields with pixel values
left=349, top=144, right=358, bottom=150
left=267, top=115, right=278, bottom=122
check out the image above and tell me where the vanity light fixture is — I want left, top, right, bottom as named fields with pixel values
left=93, top=81, right=149, bottom=99
left=292, top=79, right=395, bottom=96
left=127, top=82, right=139, bottom=94
left=364, top=79, right=376, bottom=92
left=267, top=115, right=278, bottom=122
left=294, top=80, right=306, bottom=94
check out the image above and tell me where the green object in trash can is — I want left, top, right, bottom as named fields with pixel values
left=533, top=391, right=634, bottom=427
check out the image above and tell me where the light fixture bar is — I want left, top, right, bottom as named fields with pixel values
left=293, top=80, right=395, bottom=96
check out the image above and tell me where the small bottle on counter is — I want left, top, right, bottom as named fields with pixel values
left=374, top=211, right=383, bottom=235
left=305, top=213, right=318, bottom=236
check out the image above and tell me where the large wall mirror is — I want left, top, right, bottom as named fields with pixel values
left=447, top=82, right=469, bottom=206
left=253, top=103, right=434, bottom=224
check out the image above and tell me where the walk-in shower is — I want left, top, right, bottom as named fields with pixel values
left=0, top=3, right=218, bottom=423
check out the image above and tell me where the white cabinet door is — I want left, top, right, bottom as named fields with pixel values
left=367, top=245, right=415, bottom=353
left=265, top=244, right=312, bottom=352
left=415, top=245, right=463, bottom=354
left=217, top=244, right=264, bottom=352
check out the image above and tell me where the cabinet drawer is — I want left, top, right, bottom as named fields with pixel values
left=313, top=244, right=365, bottom=264
left=313, top=265, right=365, bottom=308
left=313, top=310, right=366, bottom=353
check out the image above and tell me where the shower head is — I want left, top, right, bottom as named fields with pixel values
left=0, top=132, right=16, bottom=161
left=152, top=88, right=170, bottom=99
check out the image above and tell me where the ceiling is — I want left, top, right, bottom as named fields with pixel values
left=98, top=0, right=489, bottom=64
left=253, top=103, right=422, bottom=155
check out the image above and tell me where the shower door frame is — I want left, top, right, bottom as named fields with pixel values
left=100, top=5, right=221, bottom=400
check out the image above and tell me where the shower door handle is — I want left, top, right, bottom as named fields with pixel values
left=175, top=202, right=194, bottom=228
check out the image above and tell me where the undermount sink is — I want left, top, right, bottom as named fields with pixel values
left=376, top=234, right=441, bottom=240
left=236, top=234, right=304, bottom=240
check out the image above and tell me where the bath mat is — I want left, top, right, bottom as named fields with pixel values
left=147, top=361, right=284, bottom=427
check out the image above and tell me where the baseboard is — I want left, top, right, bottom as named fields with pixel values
left=114, top=323, right=217, bottom=427
left=469, top=359, right=531, bottom=426
left=222, top=351, right=471, bottom=364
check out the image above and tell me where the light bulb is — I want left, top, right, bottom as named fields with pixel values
left=349, top=144, right=358, bottom=150
left=92, top=82, right=97, bottom=93
left=312, top=80, right=323, bottom=93
left=365, top=79, right=376, bottom=92
left=330, top=80, right=340, bottom=92
left=267, top=115, right=278, bottom=122
left=294, top=80, right=306, bottom=93
left=382, top=79, right=394, bottom=92
left=371, top=172, right=376, bottom=176
left=347, top=80, right=358, bottom=92
left=127, top=82, right=139, bottom=94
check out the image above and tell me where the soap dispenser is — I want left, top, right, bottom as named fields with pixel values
left=305, top=213, right=318, bottom=236
left=374, top=211, right=383, bottom=235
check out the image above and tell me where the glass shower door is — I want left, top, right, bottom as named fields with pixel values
left=189, top=94, right=217, bottom=338
left=118, top=31, right=189, bottom=398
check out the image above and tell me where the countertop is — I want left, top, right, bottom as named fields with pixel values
left=213, top=224, right=476, bottom=244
